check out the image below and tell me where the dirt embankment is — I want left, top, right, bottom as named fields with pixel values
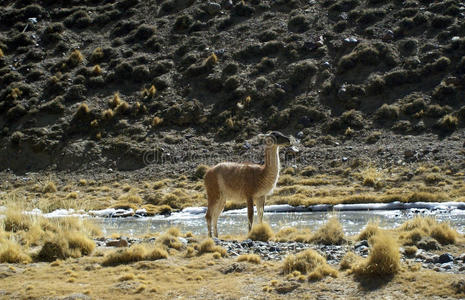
left=0, top=0, right=464, bottom=174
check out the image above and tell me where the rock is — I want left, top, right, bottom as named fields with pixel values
left=275, top=282, right=300, bottom=294
left=437, top=253, right=454, bottom=264
left=220, top=263, right=246, bottom=274
left=456, top=253, right=465, bottom=261
left=354, top=240, right=368, bottom=249
left=106, top=239, right=129, bottom=247
left=205, top=2, right=221, bottom=15
left=382, top=30, right=394, bottom=41
left=178, top=237, right=188, bottom=245
left=441, top=262, right=453, bottom=270
left=417, top=237, right=441, bottom=250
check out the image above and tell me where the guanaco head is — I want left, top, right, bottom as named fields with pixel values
left=259, top=131, right=291, bottom=146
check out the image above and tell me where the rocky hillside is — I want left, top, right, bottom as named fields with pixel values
left=1, top=0, right=464, bottom=173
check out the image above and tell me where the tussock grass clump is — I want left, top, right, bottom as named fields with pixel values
left=406, top=192, right=446, bottom=202
left=102, top=244, right=168, bottom=266
left=339, top=251, right=360, bottom=270
left=248, top=223, right=274, bottom=242
left=275, top=227, right=311, bottom=242
left=68, top=49, right=84, bottom=67
left=198, top=238, right=227, bottom=257
left=152, top=116, right=163, bottom=127
left=352, top=231, right=400, bottom=276
left=357, top=219, right=380, bottom=241
left=310, top=217, right=345, bottom=245
left=43, top=181, right=57, bottom=193
left=237, top=254, right=261, bottom=264
left=3, top=209, right=32, bottom=232
left=283, top=249, right=338, bottom=281
left=0, top=239, right=32, bottom=263
left=38, top=231, right=95, bottom=261
left=76, top=103, right=90, bottom=116
left=398, top=216, right=459, bottom=245
left=436, top=114, right=458, bottom=132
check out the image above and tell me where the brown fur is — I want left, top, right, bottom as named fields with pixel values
left=205, top=144, right=283, bottom=237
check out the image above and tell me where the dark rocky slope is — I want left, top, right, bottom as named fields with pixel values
left=0, top=0, right=464, bottom=173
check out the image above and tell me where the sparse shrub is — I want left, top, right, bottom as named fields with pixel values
left=43, top=181, right=57, bottom=193
left=275, top=227, right=311, bottom=243
left=237, top=254, right=261, bottom=264
left=436, top=114, right=458, bottom=132
left=339, top=251, right=359, bottom=270
left=404, top=246, right=417, bottom=257
left=0, top=239, right=31, bottom=263
left=92, top=65, right=102, bottom=75
left=248, top=223, right=274, bottom=242
left=375, top=104, right=399, bottom=120
left=204, top=53, right=218, bottom=68
left=152, top=116, right=163, bottom=127
left=102, top=109, right=114, bottom=120
left=68, top=50, right=84, bottom=67
left=398, top=216, right=459, bottom=245
left=194, top=164, right=209, bottom=180
left=76, top=103, right=90, bottom=116
left=198, top=238, right=227, bottom=257
left=142, top=85, right=157, bottom=98
left=310, top=217, right=345, bottom=245
left=90, top=47, right=104, bottom=62
left=283, top=249, right=338, bottom=281
left=352, top=231, right=400, bottom=276
left=3, top=209, right=31, bottom=232
left=38, top=231, right=95, bottom=261
left=102, top=244, right=167, bottom=266
left=357, top=220, right=380, bottom=241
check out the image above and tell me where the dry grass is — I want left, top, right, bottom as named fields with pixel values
left=198, top=239, right=227, bottom=257
left=339, top=251, right=360, bottom=270
left=310, top=216, right=345, bottom=245
left=274, top=227, right=311, bottom=242
left=357, top=219, right=380, bottom=241
left=247, top=223, right=274, bottom=242
left=352, top=231, right=400, bottom=276
left=398, top=216, right=460, bottom=245
left=283, top=249, right=338, bottom=281
left=1, top=205, right=100, bottom=263
left=0, top=239, right=32, bottom=263
left=43, top=181, right=57, bottom=193
left=102, top=244, right=168, bottom=266
left=237, top=254, right=261, bottom=264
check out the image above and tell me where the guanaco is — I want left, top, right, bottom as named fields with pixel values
left=204, top=131, right=291, bottom=237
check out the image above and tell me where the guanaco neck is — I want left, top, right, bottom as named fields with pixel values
left=263, top=144, right=280, bottom=181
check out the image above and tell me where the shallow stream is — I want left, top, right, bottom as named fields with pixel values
left=92, top=204, right=465, bottom=237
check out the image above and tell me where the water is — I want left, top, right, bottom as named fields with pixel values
left=93, top=207, right=465, bottom=237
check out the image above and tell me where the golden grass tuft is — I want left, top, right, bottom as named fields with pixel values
left=38, top=231, right=95, bottom=261
left=0, top=48, right=4, bottom=58
left=274, top=227, right=311, bottom=242
left=352, top=231, right=400, bottom=276
left=247, top=222, right=274, bottom=242
left=310, top=217, right=345, bottom=245
left=398, top=216, right=459, bottom=245
left=194, top=164, right=209, bottom=179
left=102, top=108, right=114, bottom=119
left=198, top=238, right=227, bottom=257
left=3, top=209, right=32, bottom=232
left=118, top=273, right=135, bottom=281
left=43, top=181, right=57, bottom=193
left=102, top=244, right=167, bottom=266
left=237, top=254, right=261, bottom=264
left=404, top=245, right=418, bottom=257
left=339, top=251, right=360, bottom=270
left=92, top=65, right=102, bottom=75
left=0, top=239, right=32, bottom=263
left=68, top=49, right=84, bottom=67
left=283, top=249, right=337, bottom=281
left=76, top=103, right=90, bottom=116
left=152, top=116, right=163, bottom=127
left=109, top=92, right=121, bottom=108
left=204, top=53, right=218, bottom=67
left=142, top=85, right=157, bottom=98
left=357, top=219, right=380, bottom=241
